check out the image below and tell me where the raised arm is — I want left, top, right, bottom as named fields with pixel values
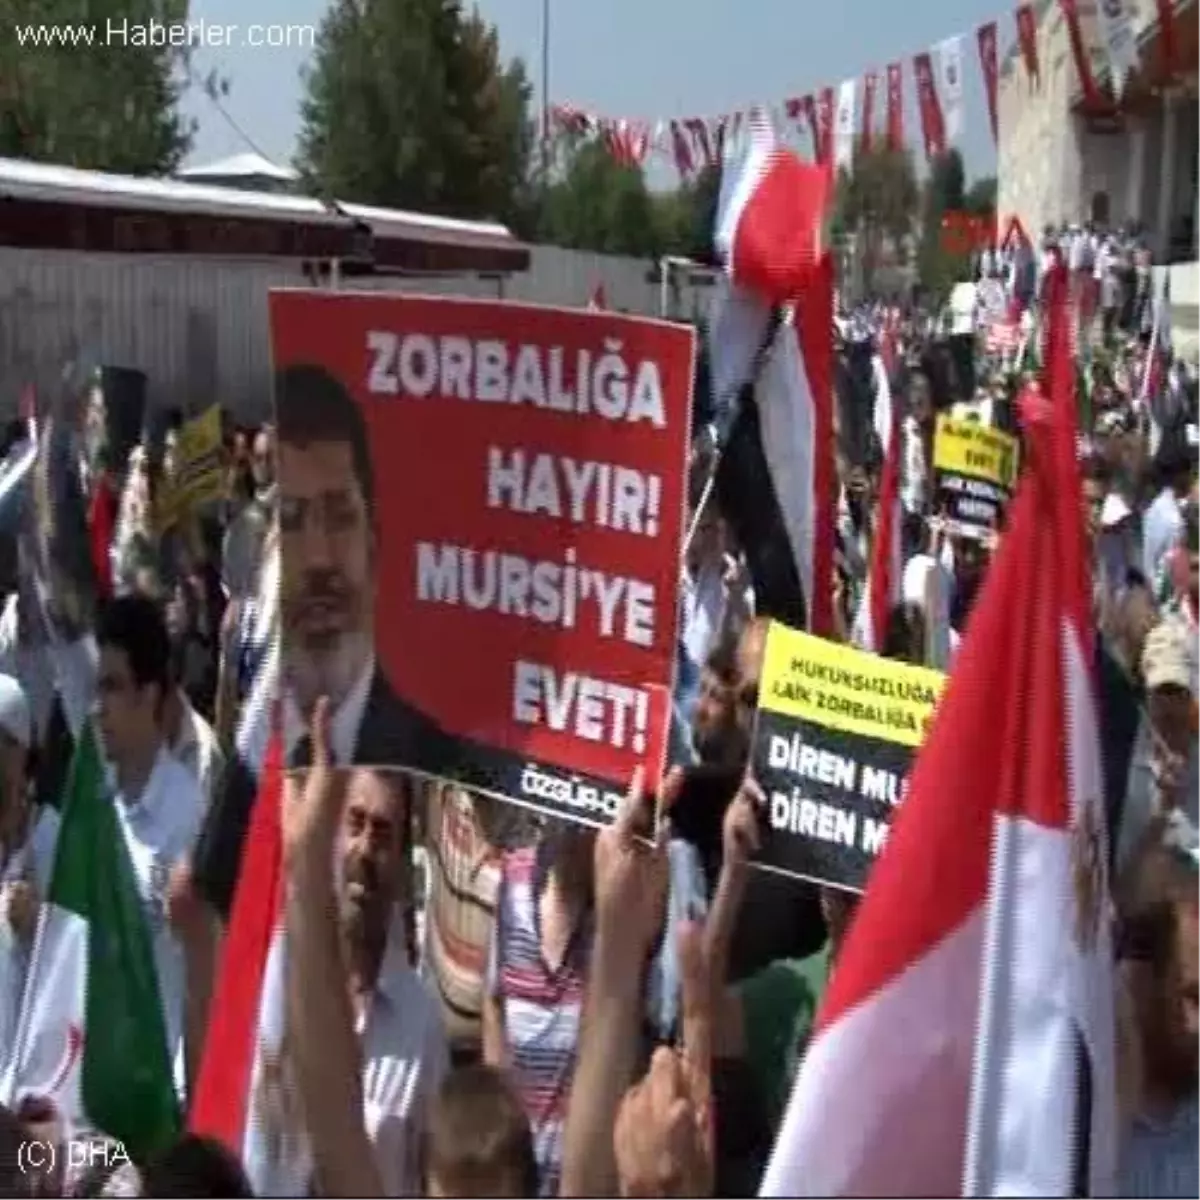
left=282, top=698, right=384, bottom=1197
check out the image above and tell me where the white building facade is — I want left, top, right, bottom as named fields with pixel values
left=998, top=0, right=1198, bottom=350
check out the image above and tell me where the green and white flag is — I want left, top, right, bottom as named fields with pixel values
left=2, top=724, right=179, bottom=1160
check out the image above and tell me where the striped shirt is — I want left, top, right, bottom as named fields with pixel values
left=422, top=785, right=503, bottom=1056
left=488, top=844, right=592, bottom=1197
left=1120, top=1094, right=1198, bottom=1198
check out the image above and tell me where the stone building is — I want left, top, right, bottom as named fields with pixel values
left=998, top=0, right=1198, bottom=350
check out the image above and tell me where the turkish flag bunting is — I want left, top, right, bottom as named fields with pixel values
left=885, top=62, right=904, bottom=152
left=861, top=71, right=878, bottom=153
left=912, top=52, right=947, bottom=160
left=669, top=121, right=694, bottom=177
left=686, top=118, right=717, bottom=169
left=1015, top=4, right=1041, bottom=84
left=814, top=86, right=835, bottom=167
left=1059, top=0, right=1104, bottom=109
left=977, top=22, right=1000, bottom=143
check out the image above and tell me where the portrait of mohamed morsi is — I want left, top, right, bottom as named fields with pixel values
left=273, top=362, right=454, bottom=773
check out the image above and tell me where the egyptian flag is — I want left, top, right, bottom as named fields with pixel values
left=851, top=354, right=901, bottom=652
left=709, top=113, right=836, bottom=635
left=761, top=267, right=1118, bottom=1196
left=188, top=641, right=315, bottom=1195
left=188, top=726, right=316, bottom=1195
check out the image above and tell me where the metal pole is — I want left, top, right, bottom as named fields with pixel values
left=540, top=0, right=551, bottom=183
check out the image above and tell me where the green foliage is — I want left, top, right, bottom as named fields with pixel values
left=537, top=139, right=720, bottom=261
left=650, top=164, right=720, bottom=263
left=917, top=149, right=972, bottom=304
left=538, top=138, right=661, bottom=257
left=0, top=0, right=195, bottom=173
left=835, top=142, right=920, bottom=245
left=964, top=175, right=997, bottom=217
left=295, top=0, right=534, bottom=226
left=832, top=142, right=920, bottom=292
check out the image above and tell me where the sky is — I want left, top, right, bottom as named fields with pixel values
left=180, top=0, right=1007, bottom=188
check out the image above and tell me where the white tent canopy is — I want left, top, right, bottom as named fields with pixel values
left=177, top=152, right=298, bottom=184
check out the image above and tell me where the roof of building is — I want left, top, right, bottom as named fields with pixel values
left=0, top=156, right=529, bottom=272
left=177, top=152, right=299, bottom=183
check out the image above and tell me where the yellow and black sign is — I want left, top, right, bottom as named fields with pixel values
left=158, top=405, right=225, bottom=531
left=933, top=415, right=1020, bottom=531
left=751, top=622, right=946, bottom=892
left=173, top=405, right=224, bottom=508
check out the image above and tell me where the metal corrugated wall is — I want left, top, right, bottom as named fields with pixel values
left=0, top=246, right=716, bottom=421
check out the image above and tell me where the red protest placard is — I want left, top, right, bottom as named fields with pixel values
left=269, top=291, right=694, bottom=826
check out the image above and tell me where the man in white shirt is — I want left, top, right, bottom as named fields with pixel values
left=283, top=742, right=449, bottom=1197
left=162, top=665, right=224, bottom=814
left=901, top=368, right=935, bottom=518
left=1066, top=224, right=1085, bottom=273
left=222, top=426, right=277, bottom=602
left=1144, top=439, right=1195, bottom=596
left=95, top=596, right=205, bottom=1097
left=0, top=673, right=59, bottom=1056
left=0, top=588, right=53, bottom=748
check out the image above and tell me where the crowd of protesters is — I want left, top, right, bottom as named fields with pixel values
left=0, top=256, right=1191, bottom=1200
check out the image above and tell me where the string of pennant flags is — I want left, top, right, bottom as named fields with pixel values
left=550, top=0, right=1183, bottom=178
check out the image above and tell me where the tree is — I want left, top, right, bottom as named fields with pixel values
left=441, top=9, right=537, bottom=228
left=964, top=175, right=997, bottom=217
left=833, top=142, right=920, bottom=294
left=295, top=0, right=534, bottom=224
left=917, top=149, right=971, bottom=303
left=538, top=137, right=664, bottom=258
left=653, top=164, right=721, bottom=264
left=0, top=0, right=195, bottom=173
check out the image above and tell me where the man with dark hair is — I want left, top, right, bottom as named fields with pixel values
left=137, top=1133, right=255, bottom=1197
left=423, top=1065, right=539, bottom=1197
left=274, top=363, right=449, bottom=770
left=95, top=594, right=204, bottom=1098
left=690, top=639, right=745, bottom=767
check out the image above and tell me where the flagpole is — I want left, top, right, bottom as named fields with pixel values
left=540, top=0, right=551, bottom=184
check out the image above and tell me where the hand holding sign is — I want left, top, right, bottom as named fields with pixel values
left=593, top=765, right=681, bottom=973
left=722, top=776, right=765, bottom=870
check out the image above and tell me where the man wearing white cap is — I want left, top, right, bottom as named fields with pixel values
left=0, top=672, right=60, bottom=1055
left=1119, top=620, right=1199, bottom=868
left=0, top=672, right=59, bottom=906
